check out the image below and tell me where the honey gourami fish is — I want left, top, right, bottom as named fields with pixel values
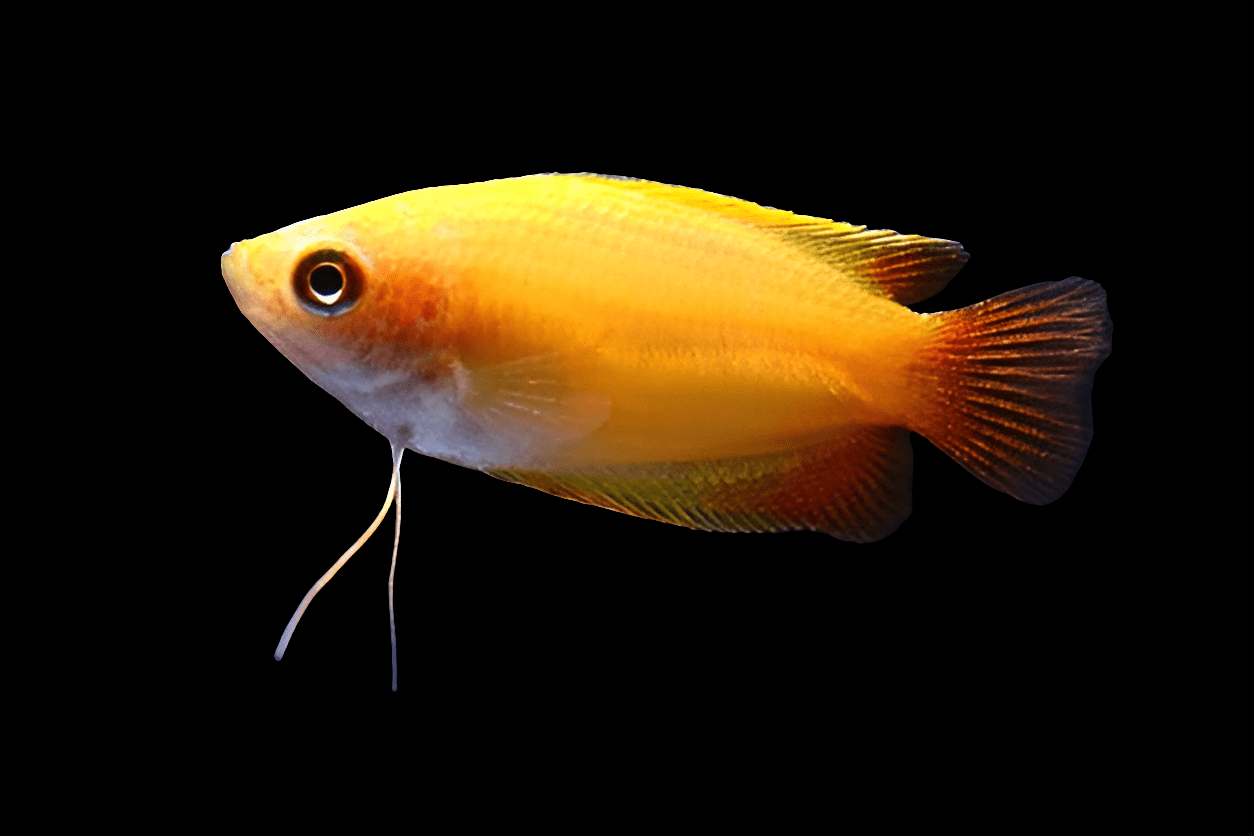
left=222, top=173, right=1112, bottom=688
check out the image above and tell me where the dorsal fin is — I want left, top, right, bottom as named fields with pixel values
left=554, top=173, right=969, bottom=305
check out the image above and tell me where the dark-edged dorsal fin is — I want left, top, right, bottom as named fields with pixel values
left=555, top=173, right=968, bottom=305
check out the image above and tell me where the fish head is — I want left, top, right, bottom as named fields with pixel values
left=221, top=197, right=462, bottom=447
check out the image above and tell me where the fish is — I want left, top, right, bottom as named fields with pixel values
left=222, top=173, right=1112, bottom=688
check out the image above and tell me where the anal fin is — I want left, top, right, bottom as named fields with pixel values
left=488, top=425, right=912, bottom=543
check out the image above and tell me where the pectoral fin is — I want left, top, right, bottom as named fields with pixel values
left=461, top=352, right=613, bottom=460
left=488, top=424, right=912, bottom=543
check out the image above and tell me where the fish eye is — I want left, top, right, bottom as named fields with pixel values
left=293, top=249, right=363, bottom=316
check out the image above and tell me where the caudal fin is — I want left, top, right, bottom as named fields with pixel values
left=909, top=277, right=1112, bottom=504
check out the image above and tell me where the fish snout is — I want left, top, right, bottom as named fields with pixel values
left=221, top=241, right=242, bottom=281
left=221, top=240, right=258, bottom=312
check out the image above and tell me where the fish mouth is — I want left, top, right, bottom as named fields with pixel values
left=221, top=239, right=295, bottom=353
left=221, top=241, right=255, bottom=310
left=221, top=241, right=243, bottom=280
left=222, top=240, right=279, bottom=338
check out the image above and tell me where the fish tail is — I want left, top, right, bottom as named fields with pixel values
left=907, top=277, right=1112, bottom=504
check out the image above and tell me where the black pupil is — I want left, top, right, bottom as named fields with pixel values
left=309, top=264, right=344, bottom=298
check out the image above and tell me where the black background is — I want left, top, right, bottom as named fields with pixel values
left=182, top=85, right=1133, bottom=729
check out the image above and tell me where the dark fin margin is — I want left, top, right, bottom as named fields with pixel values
left=488, top=425, right=913, bottom=543
left=908, top=278, right=1112, bottom=504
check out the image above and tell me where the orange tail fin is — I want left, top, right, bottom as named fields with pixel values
left=909, top=277, right=1112, bottom=504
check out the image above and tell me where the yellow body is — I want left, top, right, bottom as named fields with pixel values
left=224, top=175, right=946, bottom=469
left=227, top=173, right=1112, bottom=543
left=226, top=175, right=1112, bottom=689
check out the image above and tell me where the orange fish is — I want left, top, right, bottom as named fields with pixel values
left=222, top=173, right=1112, bottom=688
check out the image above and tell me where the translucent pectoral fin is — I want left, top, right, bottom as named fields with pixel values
left=461, top=352, right=612, bottom=459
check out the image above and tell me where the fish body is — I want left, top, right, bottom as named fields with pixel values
left=223, top=173, right=1111, bottom=543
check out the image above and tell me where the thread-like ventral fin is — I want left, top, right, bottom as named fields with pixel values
left=274, top=450, right=400, bottom=663
left=908, top=277, right=1112, bottom=504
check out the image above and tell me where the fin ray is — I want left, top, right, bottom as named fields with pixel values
left=556, top=173, right=968, bottom=304
left=462, top=352, right=612, bottom=460
left=488, top=425, right=913, bottom=543
left=908, top=278, right=1112, bottom=504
